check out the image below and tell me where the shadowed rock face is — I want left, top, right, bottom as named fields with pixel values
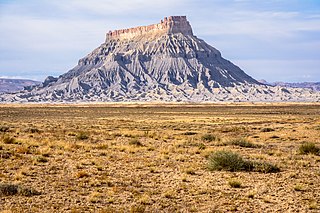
left=1, top=16, right=319, bottom=102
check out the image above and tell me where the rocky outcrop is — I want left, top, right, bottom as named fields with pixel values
left=1, top=16, right=319, bottom=102
left=106, top=16, right=193, bottom=41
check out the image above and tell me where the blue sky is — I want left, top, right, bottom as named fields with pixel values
left=0, top=0, right=319, bottom=82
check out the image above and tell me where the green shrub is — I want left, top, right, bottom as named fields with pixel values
left=2, top=135, right=16, bottom=144
left=229, top=138, right=260, bottom=148
left=36, top=156, right=49, bottom=163
left=207, top=150, right=280, bottom=173
left=129, top=138, right=143, bottom=146
left=198, top=143, right=206, bottom=150
left=76, top=132, right=89, bottom=140
left=298, top=142, right=320, bottom=155
left=228, top=179, right=242, bottom=188
left=0, top=183, right=40, bottom=196
left=253, top=161, right=280, bottom=173
left=207, top=150, right=249, bottom=172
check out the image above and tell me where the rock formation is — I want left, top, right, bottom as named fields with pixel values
left=0, top=78, right=40, bottom=94
left=1, top=16, right=319, bottom=102
left=106, top=16, right=193, bottom=40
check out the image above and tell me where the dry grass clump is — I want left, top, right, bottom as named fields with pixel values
left=228, top=138, right=260, bottom=148
left=261, top=127, right=275, bottom=132
left=298, top=142, right=320, bottom=155
left=207, top=150, right=249, bottom=172
left=228, top=179, right=242, bottom=188
left=201, top=134, right=220, bottom=142
left=76, top=132, right=89, bottom=140
left=129, top=138, right=143, bottom=146
left=252, top=161, right=280, bottom=173
left=0, top=126, right=10, bottom=132
left=0, top=183, right=40, bottom=196
left=2, top=135, right=17, bottom=144
left=182, top=131, right=197, bottom=135
left=207, top=150, right=280, bottom=173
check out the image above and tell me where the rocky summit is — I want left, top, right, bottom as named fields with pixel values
left=1, top=16, right=319, bottom=102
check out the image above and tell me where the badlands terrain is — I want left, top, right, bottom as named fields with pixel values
left=0, top=103, right=319, bottom=212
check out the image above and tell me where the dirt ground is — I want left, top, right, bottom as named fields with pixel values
left=0, top=103, right=319, bottom=212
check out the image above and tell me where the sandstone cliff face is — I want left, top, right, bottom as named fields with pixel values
left=106, top=16, right=193, bottom=41
left=1, top=16, right=319, bottom=102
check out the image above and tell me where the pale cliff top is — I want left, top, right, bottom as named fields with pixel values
left=106, top=16, right=193, bottom=41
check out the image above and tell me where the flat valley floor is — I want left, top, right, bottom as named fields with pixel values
left=0, top=103, right=319, bottom=212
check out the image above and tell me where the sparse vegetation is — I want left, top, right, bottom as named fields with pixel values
left=76, top=132, right=89, bottom=140
left=2, top=135, right=16, bottom=144
left=0, top=104, right=318, bottom=211
left=201, top=134, right=219, bottom=142
left=294, top=184, right=305, bottom=192
left=183, top=131, right=197, bottom=135
left=228, top=138, right=260, bottom=148
left=207, top=150, right=279, bottom=173
left=298, top=142, right=320, bottom=155
left=0, top=183, right=40, bottom=196
left=0, top=126, right=10, bottom=132
left=129, top=138, right=143, bottom=146
left=252, top=161, right=280, bottom=173
left=261, top=127, right=275, bottom=132
left=207, top=150, right=249, bottom=172
left=228, top=179, right=242, bottom=188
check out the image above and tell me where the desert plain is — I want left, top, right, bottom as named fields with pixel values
left=0, top=103, right=319, bottom=212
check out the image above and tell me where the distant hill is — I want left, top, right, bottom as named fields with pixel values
left=259, top=80, right=320, bottom=91
left=0, top=78, right=40, bottom=94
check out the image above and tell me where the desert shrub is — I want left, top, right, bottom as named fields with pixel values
left=27, top=128, right=41, bottom=133
left=183, top=131, right=197, bottom=135
left=17, top=185, right=41, bottom=196
left=294, top=184, right=305, bottom=192
left=130, top=205, right=146, bottom=213
left=207, top=150, right=280, bottom=173
left=198, top=143, right=206, bottom=150
left=0, top=126, right=10, bottom=133
left=129, top=138, right=143, bottom=146
left=221, top=126, right=246, bottom=133
left=298, top=142, right=320, bottom=155
left=0, top=183, right=17, bottom=196
left=228, top=179, right=242, bottom=188
left=76, top=132, right=89, bottom=140
left=2, top=135, right=16, bottom=144
left=185, top=168, right=196, bottom=175
left=229, top=138, right=260, bottom=148
left=0, top=183, right=40, bottom=196
left=68, top=132, right=76, bottom=136
left=201, top=134, right=219, bottom=142
left=36, top=156, right=49, bottom=163
left=253, top=161, right=280, bottom=173
left=261, top=127, right=275, bottom=132
left=207, top=150, right=249, bottom=172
